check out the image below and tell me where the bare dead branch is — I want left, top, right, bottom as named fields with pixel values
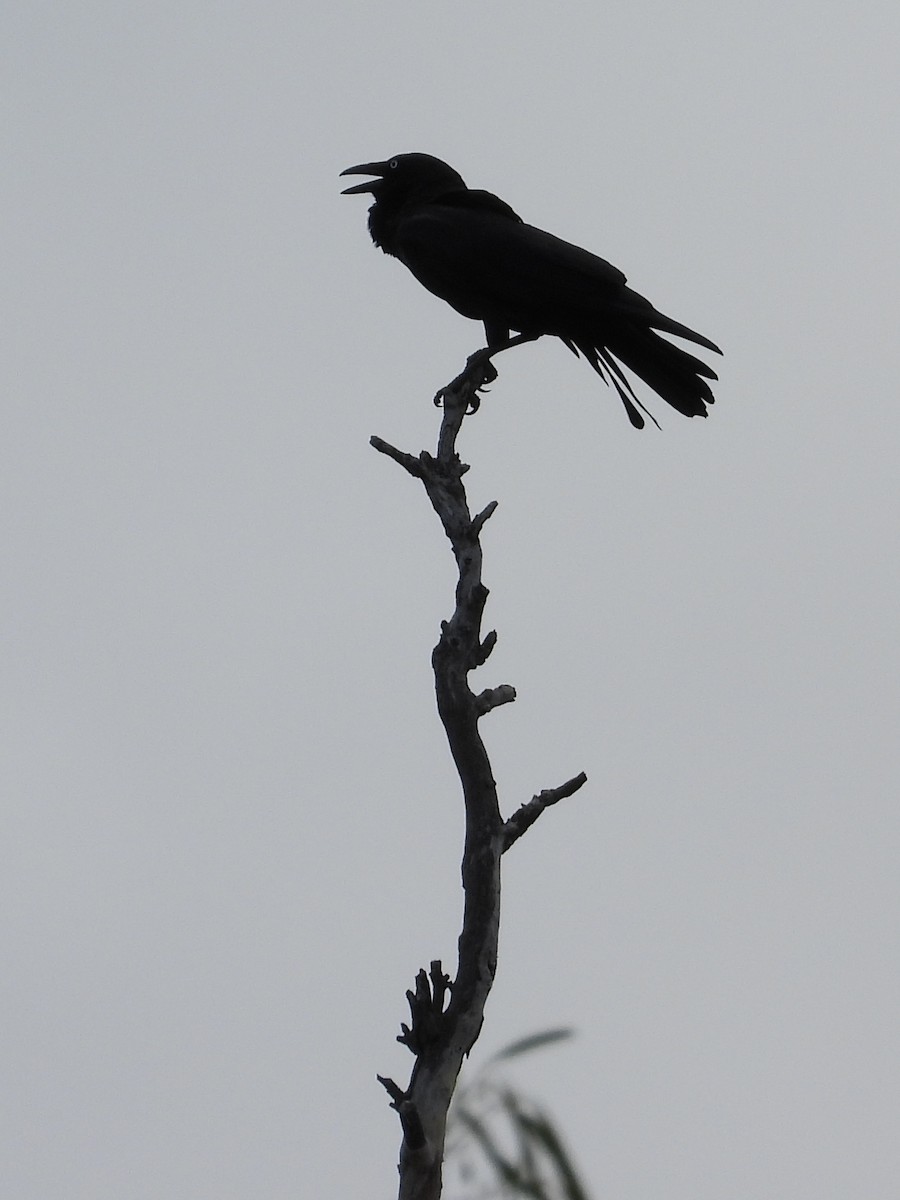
left=469, top=500, right=498, bottom=538
left=471, top=630, right=497, bottom=668
left=474, top=685, right=517, bottom=716
left=397, top=962, right=452, bottom=1055
left=370, top=435, right=425, bottom=478
left=371, top=365, right=589, bottom=1199
left=502, top=773, right=589, bottom=852
left=378, top=1075, right=407, bottom=1108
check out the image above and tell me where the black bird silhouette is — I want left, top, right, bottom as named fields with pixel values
left=341, top=153, right=721, bottom=428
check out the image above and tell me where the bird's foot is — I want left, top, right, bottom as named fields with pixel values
left=433, top=349, right=498, bottom=413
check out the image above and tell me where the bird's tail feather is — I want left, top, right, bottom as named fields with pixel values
left=611, top=328, right=717, bottom=418
left=571, top=327, right=717, bottom=425
left=621, top=291, right=723, bottom=357
left=570, top=340, right=657, bottom=429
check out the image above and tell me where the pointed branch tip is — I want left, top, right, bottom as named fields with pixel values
left=370, top=435, right=423, bottom=478
left=470, top=630, right=498, bottom=667
left=502, top=771, right=589, bottom=851
left=470, top=500, right=498, bottom=537
left=377, top=1074, right=406, bottom=1107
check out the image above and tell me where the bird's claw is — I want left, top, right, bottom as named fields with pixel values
left=433, top=351, right=498, bottom=412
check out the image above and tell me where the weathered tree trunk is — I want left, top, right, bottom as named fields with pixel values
left=372, top=371, right=586, bottom=1200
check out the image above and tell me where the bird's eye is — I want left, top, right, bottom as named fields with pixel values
left=389, top=159, right=399, bottom=169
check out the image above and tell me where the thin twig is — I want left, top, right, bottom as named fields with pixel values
left=502, top=773, right=589, bottom=852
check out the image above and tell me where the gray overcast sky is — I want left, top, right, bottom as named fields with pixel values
left=3, top=2, right=899, bottom=1197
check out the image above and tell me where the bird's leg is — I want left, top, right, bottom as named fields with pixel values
left=432, top=335, right=538, bottom=412
left=433, top=348, right=497, bottom=413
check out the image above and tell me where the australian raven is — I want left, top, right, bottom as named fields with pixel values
left=341, top=153, right=721, bottom=428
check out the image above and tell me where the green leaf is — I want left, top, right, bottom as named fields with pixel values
left=487, top=1028, right=574, bottom=1064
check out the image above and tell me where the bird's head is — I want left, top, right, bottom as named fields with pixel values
left=340, top=153, right=466, bottom=203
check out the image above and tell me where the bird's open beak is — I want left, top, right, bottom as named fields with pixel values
left=340, top=161, right=387, bottom=195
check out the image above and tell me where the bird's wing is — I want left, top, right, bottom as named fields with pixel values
left=393, top=204, right=718, bottom=354
left=394, top=205, right=628, bottom=328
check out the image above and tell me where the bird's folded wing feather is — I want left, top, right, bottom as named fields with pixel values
left=393, top=204, right=718, bottom=354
